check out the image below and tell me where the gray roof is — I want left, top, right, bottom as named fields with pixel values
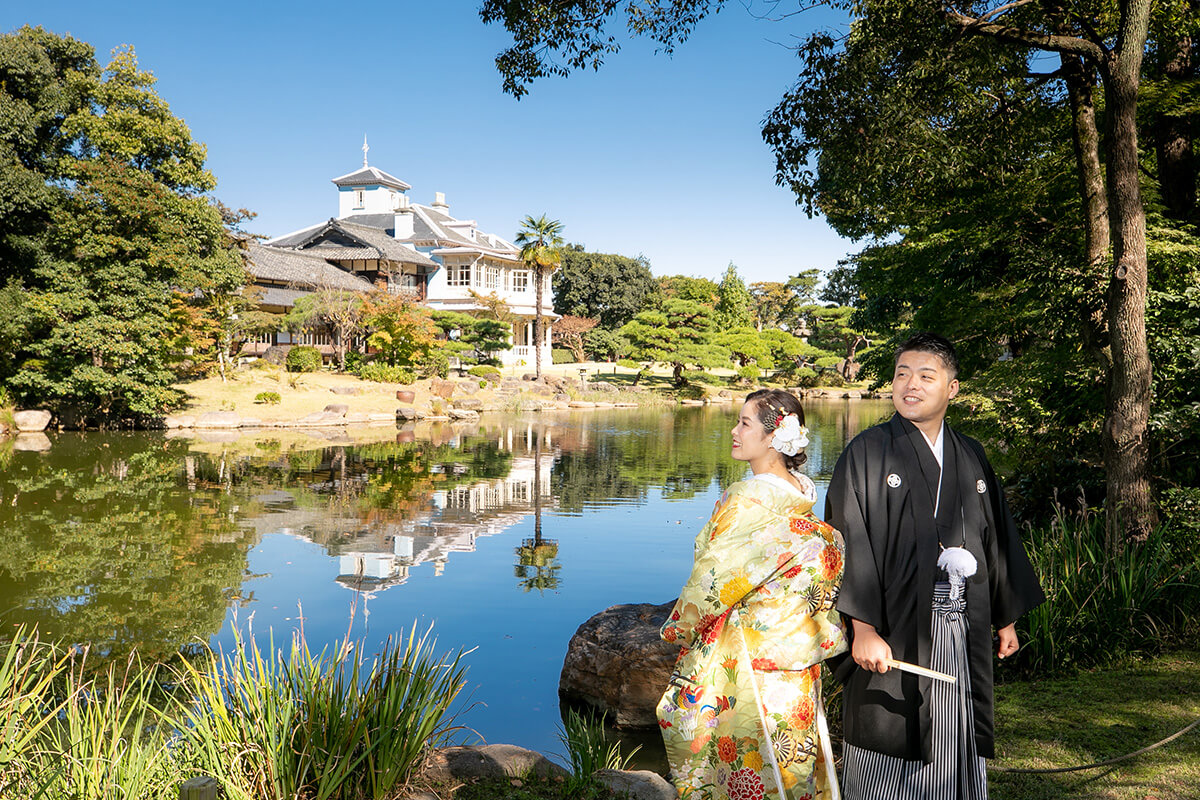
left=330, top=165, right=411, bottom=191
left=255, top=285, right=313, bottom=309
left=263, top=219, right=439, bottom=270
left=246, top=243, right=375, bottom=292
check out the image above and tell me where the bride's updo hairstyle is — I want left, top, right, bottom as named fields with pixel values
left=745, top=388, right=807, bottom=471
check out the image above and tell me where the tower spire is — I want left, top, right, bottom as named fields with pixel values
left=362, top=135, right=369, bottom=168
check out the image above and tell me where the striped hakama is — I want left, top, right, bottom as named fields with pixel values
left=841, top=581, right=988, bottom=800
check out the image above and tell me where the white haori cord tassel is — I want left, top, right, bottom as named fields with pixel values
left=937, top=546, right=978, bottom=600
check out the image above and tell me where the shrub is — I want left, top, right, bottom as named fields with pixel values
left=552, top=348, right=574, bottom=365
left=467, top=365, right=501, bottom=381
left=737, top=365, right=760, bottom=381
left=286, top=346, right=323, bottom=373
left=357, top=363, right=416, bottom=384
left=787, top=367, right=819, bottom=388
left=1010, top=507, right=1200, bottom=677
left=419, top=349, right=450, bottom=379
left=254, top=391, right=281, bottom=405
left=557, top=707, right=640, bottom=795
left=1161, top=487, right=1200, bottom=556
left=818, top=369, right=846, bottom=388
left=616, top=359, right=639, bottom=370
left=814, top=355, right=842, bottom=369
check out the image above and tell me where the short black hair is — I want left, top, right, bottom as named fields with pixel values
left=894, top=332, right=959, bottom=378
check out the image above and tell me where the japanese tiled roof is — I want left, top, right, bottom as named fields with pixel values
left=245, top=243, right=375, bottom=292
left=263, top=219, right=438, bottom=269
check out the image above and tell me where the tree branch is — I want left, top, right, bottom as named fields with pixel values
left=978, top=0, right=1036, bottom=22
left=944, top=10, right=1106, bottom=61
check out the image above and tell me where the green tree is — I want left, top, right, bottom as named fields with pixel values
left=514, top=214, right=565, bottom=379
left=0, top=27, right=246, bottom=424
left=619, top=299, right=729, bottom=386
left=553, top=245, right=658, bottom=329
left=430, top=310, right=514, bottom=365
left=285, top=290, right=365, bottom=372
left=749, top=281, right=796, bottom=331
left=714, top=262, right=753, bottom=329
left=479, top=0, right=1185, bottom=544
left=658, top=275, right=719, bottom=306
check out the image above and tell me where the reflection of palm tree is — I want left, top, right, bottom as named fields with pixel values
left=515, top=425, right=560, bottom=593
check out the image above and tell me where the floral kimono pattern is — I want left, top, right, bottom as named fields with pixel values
left=657, top=478, right=848, bottom=800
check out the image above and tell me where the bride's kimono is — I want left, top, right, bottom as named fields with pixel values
left=657, top=473, right=848, bottom=800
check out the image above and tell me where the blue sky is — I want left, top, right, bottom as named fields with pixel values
left=6, top=2, right=856, bottom=283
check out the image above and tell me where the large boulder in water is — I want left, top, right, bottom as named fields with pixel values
left=558, top=600, right=681, bottom=729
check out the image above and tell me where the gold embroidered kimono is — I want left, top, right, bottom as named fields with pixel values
left=657, top=476, right=848, bottom=800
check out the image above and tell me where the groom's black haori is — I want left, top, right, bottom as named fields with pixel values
left=826, top=412, right=1045, bottom=763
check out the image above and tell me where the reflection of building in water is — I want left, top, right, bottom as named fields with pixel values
left=336, top=450, right=555, bottom=597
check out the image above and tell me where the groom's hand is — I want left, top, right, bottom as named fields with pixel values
left=851, top=619, right=892, bottom=673
left=996, top=623, right=1019, bottom=659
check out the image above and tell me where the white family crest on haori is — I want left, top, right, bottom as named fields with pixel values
left=937, top=546, right=979, bottom=600
left=771, top=414, right=809, bottom=456
left=887, top=473, right=902, bottom=488
left=977, top=479, right=987, bottom=494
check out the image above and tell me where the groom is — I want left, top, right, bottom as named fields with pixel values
left=825, top=332, right=1044, bottom=798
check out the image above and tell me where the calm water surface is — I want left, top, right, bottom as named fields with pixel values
left=0, top=401, right=890, bottom=762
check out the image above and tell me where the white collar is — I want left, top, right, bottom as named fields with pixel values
left=921, top=421, right=945, bottom=470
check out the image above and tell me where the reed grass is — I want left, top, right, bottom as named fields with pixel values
left=557, top=708, right=640, bottom=794
left=1012, top=505, right=1200, bottom=676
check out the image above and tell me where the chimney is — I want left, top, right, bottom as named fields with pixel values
left=431, top=191, right=449, bottom=214
left=393, top=205, right=414, bottom=239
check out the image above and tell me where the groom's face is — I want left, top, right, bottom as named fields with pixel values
left=892, top=350, right=959, bottom=427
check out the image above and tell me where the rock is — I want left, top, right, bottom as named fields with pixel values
left=679, top=399, right=704, bottom=406
left=558, top=600, right=681, bottom=728
left=453, top=398, right=483, bottom=411
left=396, top=389, right=416, bottom=404
left=261, top=345, right=288, bottom=365
left=13, top=433, right=51, bottom=452
left=530, top=383, right=555, bottom=397
left=12, top=410, right=52, bottom=432
left=447, top=408, right=479, bottom=420
left=164, top=415, right=196, bottom=429
left=568, top=401, right=596, bottom=409
left=594, top=770, right=677, bottom=800
left=369, top=413, right=395, bottom=423
left=195, top=411, right=241, bottom=429
left=323, top=404, right=349, bottom=416
left=615, top=402, right=640, bottom=408
left=345, top=412, right=369, bottom=423
left=845, top=390, right=863, bottom=400
left=238, top=417, right=265, bottom=428
left=457, top=380, right=480, bottom=395
left=541, top=374, right=567, bottom=390
left=554, top=393, right=571, bottom=403
left=430, top=378, right=457, bottom=399
left=521, top=373, right=537, bottom=381
left=590, top=381, right=618, bottom=393
left=595, top=401, right=615, bottom=409
left=423, top=744, right=570, bottom=783
left=396, top=407, right=423, bottom=421
left=330, top=386, right=362, bottom=396
left=718, top=389, right=733, bottom=399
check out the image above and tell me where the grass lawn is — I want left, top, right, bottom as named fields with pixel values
left=990, top=650, right=1200, bottom=799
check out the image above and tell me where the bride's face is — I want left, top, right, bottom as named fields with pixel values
left=730, top=400, right=772, bottom=463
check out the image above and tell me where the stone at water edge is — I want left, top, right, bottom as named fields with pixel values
left=13, top=410, right=52, bottom=432
left=323, top=403, right=349, bottom=416
left=594, top=769, right=677, bottom=800
left=194, top=411, right=241, bottom=429
left=330, top=386, right=362, bottom=395
left=558, top=600, right=681, bottom=729
left=422, top=744, right=570, bottom=782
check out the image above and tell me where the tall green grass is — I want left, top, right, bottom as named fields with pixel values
left=0, top=621, right=471, bottom=800
left=1012, top=506, right=1200, bottom=676
left=557, top=708, right=640, bottom=794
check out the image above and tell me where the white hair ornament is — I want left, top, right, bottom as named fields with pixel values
left=770, top=413, right=809, bottom=457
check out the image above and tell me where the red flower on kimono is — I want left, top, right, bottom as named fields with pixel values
left=662, top=626, right=678, bottom=643
left=788, top=695, right=815, bottom=729
left=751, top=657, right=777, bottom=670
left=789, top=517, right=817, bottom=535
left=727, top=767, right=765, bottom=800
left=782, top=564, right=805, bottom=579
left=820, top=545, right=843, bottom=580
left=700, top=612, right=728, bottom=645
left=658, top=719, right=672, bottom=729
left=718, top=735, right=738, bottom=763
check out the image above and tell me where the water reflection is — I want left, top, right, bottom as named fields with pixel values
left=0, top=401, right=892, bottom=757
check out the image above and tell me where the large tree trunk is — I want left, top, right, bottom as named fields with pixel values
left=1101, top=0, right=1157, bottom=546
left=1061, top=53, right=1112, bottom=372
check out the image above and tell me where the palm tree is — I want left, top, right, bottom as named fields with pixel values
left=514, top=214, right=564, bottom=378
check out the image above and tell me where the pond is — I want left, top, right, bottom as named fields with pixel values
left=0, top=400, right=892, bottom=764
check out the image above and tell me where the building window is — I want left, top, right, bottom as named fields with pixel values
left=511, top=270, right=529, bottom=293
left=354, top=189, right=365, bottom=208
left=484, top=265, right=500, bottom=290
left=447, top=263, right=471, bottom=287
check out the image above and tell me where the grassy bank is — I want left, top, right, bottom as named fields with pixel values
left=991, top=650, right=1200, bottom=800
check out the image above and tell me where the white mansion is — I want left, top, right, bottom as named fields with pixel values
left=245, top=155, right=555, bottom=367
